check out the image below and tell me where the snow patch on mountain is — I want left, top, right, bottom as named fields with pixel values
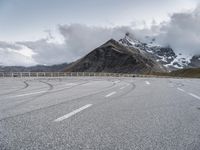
left=119, top=33, right=197, bottom=70
left=164, top=53, right=192, bottom=69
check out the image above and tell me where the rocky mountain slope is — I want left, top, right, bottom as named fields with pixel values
left=65, top=39, right=166, bottom=73
left=119, top=33, right=200, bottom=70
left=1, top=33, right=199, bottom=73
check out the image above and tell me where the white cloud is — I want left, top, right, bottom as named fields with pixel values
left=0, top=42, right=37, bottom=66
left=18, top=39, right=69, bottom=66
left=58, top=24, right=133, bottom=59
left=1, top=5, right=200, bottom=66
left=150, top=5, right=200, bottom=55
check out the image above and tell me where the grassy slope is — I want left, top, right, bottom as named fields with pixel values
left=149, top=68, right=200, bottom=78
left=170, top=68, right=200, bottom=78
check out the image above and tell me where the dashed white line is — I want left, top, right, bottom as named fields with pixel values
left=105, top=91, right=116, bottom=97
left=176, top=88, right=200, bottom=100
left=55, top=83, right=78, bottom=91
left=12, top=91, right=47, bottom=97
left=114, top=81, right=120, bottom=84
left=120, top=84, right=130, bottom=90
left=145, top=81, right=150, bottom=85
left=54, top=104, right=92, bottom=122
left=188, top=93, right=200, bottom=100
left=120, top=87, right=125, bottom=90
left=65, top=83, right=77, bottom=86
left=177, top=88, right=185, bottom=92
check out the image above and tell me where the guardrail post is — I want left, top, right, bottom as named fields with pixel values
left=0, top=72, right=3, bottom=77
left=0, top=72, right=173, bottom=78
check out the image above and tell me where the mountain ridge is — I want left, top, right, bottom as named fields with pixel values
left=1, top=33, right=200, bottom=73
left=119, top=33, right=200, bottom=70
left=64, top=38, right=166, bottom=73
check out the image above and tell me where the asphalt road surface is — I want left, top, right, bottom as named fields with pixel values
left=0, top=77, right=200, bottom=150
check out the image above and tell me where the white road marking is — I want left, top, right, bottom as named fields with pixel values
left=12, top=91, right=47, bottom=97
left=55, top=83, right=78, bottom=91
left=114, top=81, right=120, bottom=84
left=65, top=83, right=77, bottom=86
left=120, top=84, right=130, bottom=90
left=177, top=88, right=185, bottom=92
left=189, top=93, right=200, bottom=100
left=54, top=104, right=92, bottom=122
left=105, top=91, right=116, bottom=97
left=120, top=87, right=125, bottom=90
left=145, top=81, right=150, bottom=85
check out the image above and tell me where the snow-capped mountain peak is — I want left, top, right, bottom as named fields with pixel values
left=119, top=33, right=141, bottom=47
left=118, top=33, right=200, bottom=70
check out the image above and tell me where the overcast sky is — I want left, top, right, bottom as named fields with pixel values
left=0, top=0, right=199, bottom=66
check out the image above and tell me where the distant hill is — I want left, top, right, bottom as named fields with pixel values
left=1, top=33, right=200, bottom=74
left=169, top=68, right=200, bottom=78
left=0, top=63, right=68, bottom=72
left=64, top=39, right=166, bottom=74
left=149, top=68, right=200, bottom=78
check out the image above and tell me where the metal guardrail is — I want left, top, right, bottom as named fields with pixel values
left=0, top=72, right=157, bottom=78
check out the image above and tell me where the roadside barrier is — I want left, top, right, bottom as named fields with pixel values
left=0, top=72, right=160, bottom=78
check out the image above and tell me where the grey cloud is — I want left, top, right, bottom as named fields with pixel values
left=1, top=5, right=200, bottom=66
left=0, top=43, right=36, bottom=66
left=153, top=5, right=200, bottom=55
left=15, top=25, right=134, bottom=66
left=59, top=24, right=133, bottom=58
left=11, top=25, right=134, bottom=66
left=0, top=41, right=21, bottom=50
left=18, top=39, right=70, bottom=65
